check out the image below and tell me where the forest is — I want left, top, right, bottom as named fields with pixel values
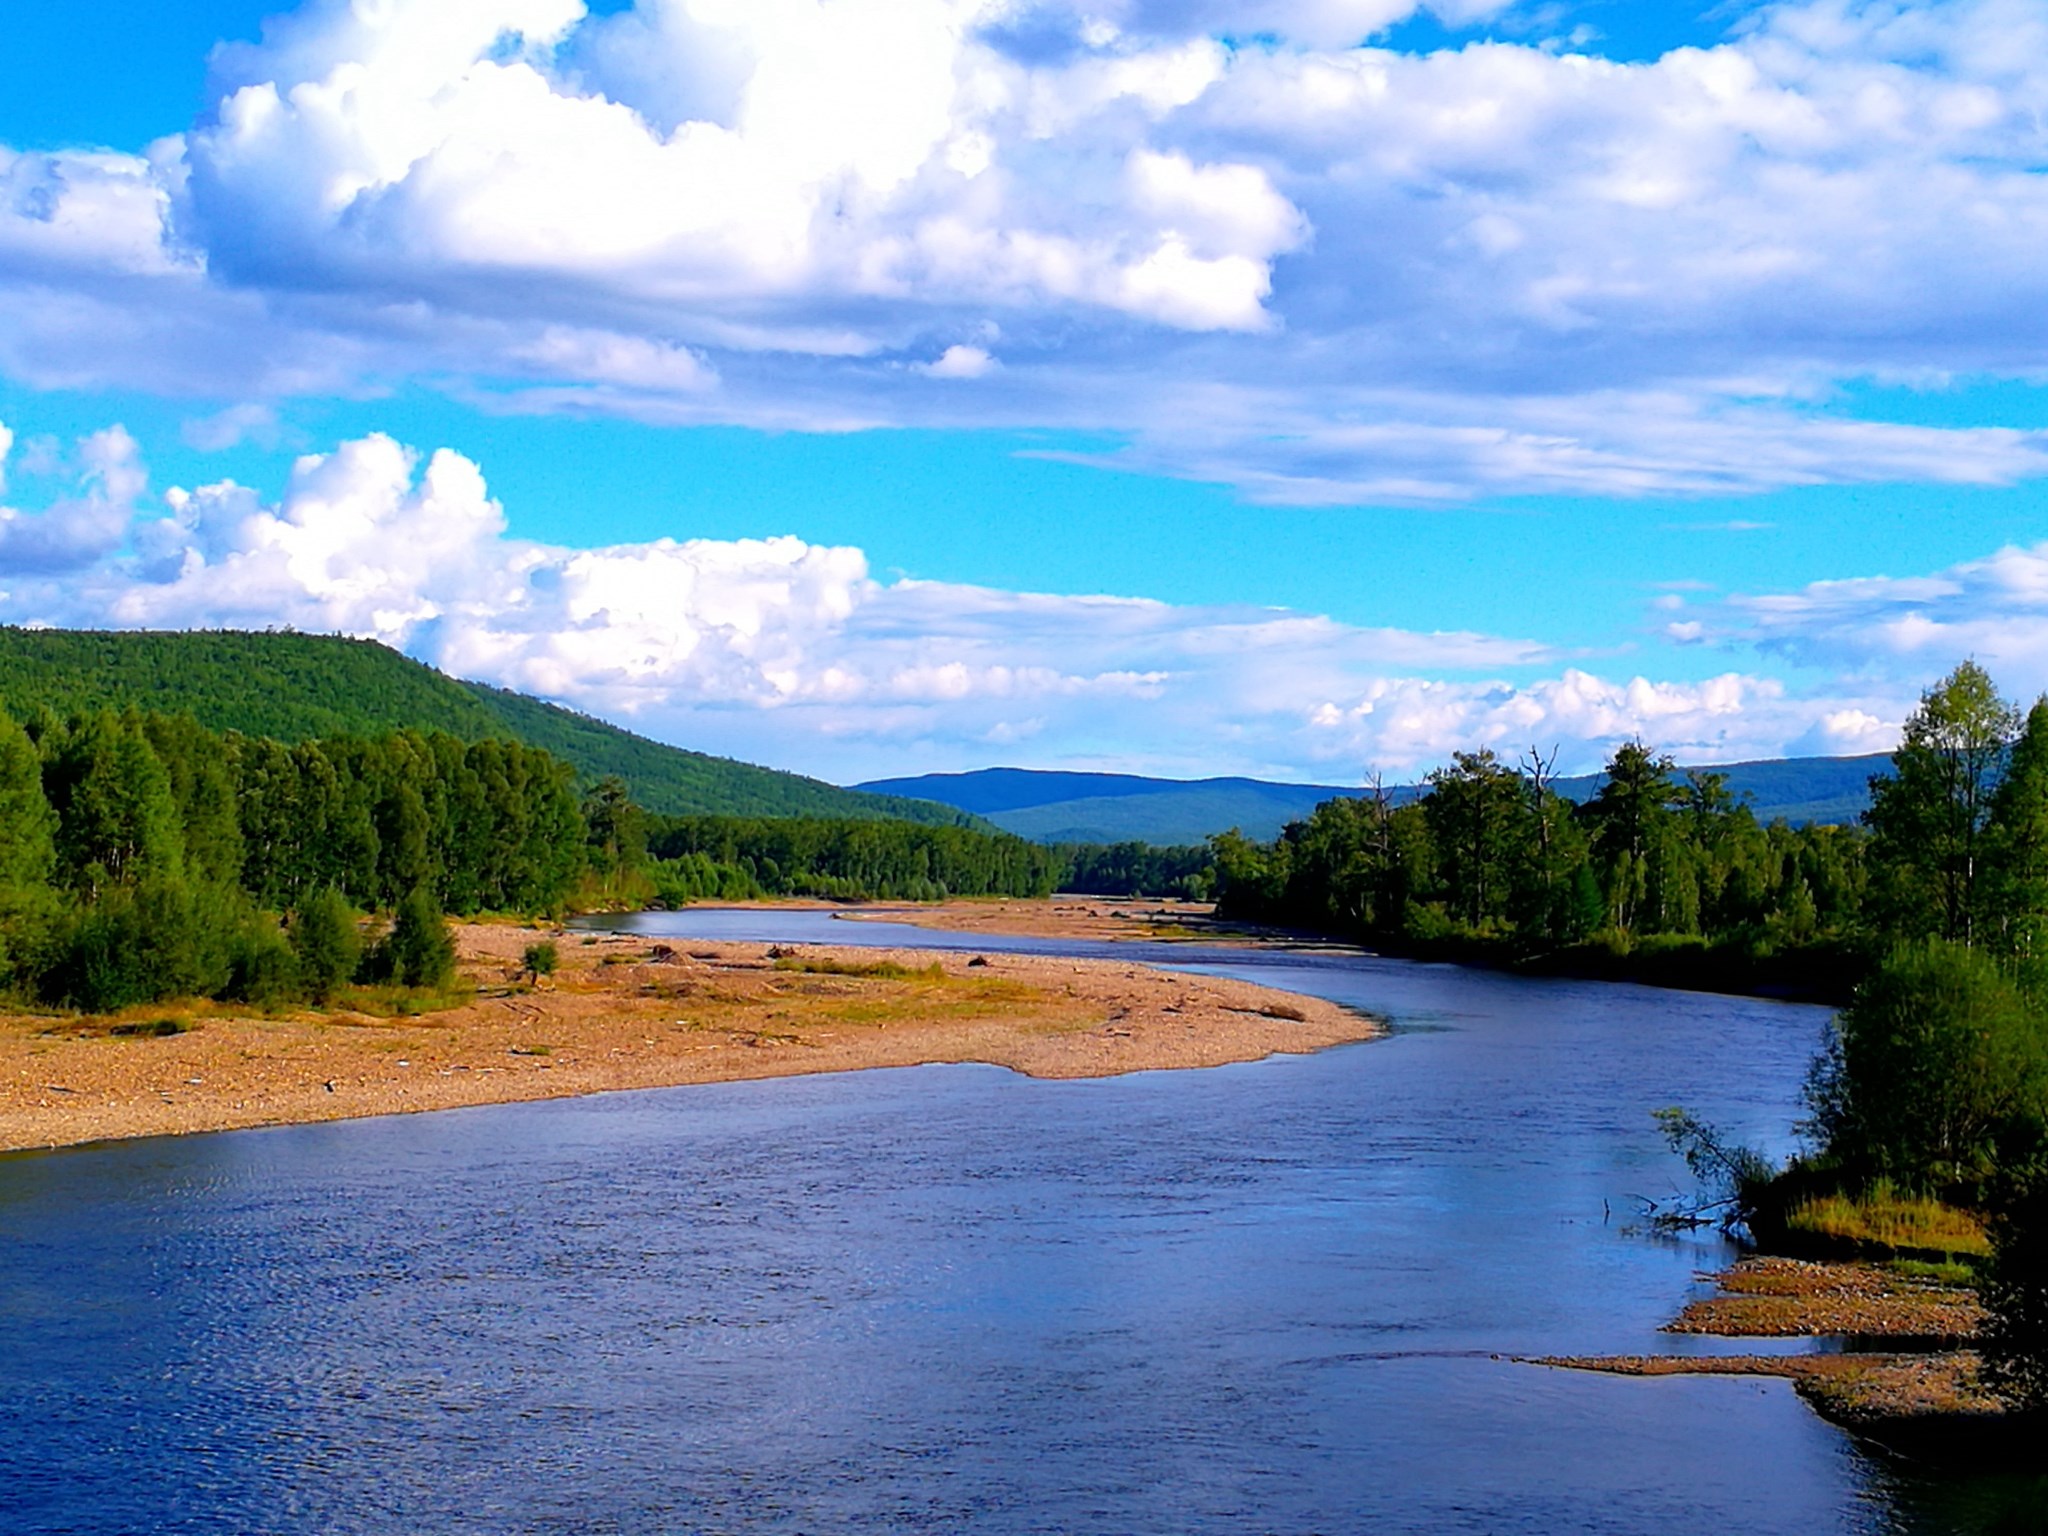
left=0, top=706, right=1063, bottom=1014
left=641, top=812, right=1061, bottom=902
left=1204, top=736, right=1870, bottom=994
left=0, top=627, right=975, bottom=825
left=0, top=708, right=588, bottom=1012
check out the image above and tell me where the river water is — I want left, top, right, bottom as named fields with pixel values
left=0, top=910, right=2013, bottom=1532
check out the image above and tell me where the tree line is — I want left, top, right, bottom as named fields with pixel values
left=640, top=813, right=1062, bottom=903
left=0, top=708, right=1082, bottom=1015
left=0, top=708, right=586, bottom=1012
left=1204, top=739, right=1868, bottom=994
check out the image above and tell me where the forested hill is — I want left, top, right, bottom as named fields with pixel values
left=863, top=755, right=1890, bottom=844
left=0, top=629, right=970, bottom=825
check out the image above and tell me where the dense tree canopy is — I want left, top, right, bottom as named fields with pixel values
left=0, top=707, right=588, bottom=1012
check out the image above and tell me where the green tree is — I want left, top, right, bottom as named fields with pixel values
left=1825, top=939, right=2048, bottom=1192
left=1987, top=696, right=2048, bottom=959
left=42, top=712, right=187, bottom=897
left=1422, top=749, right=1523, bottom=930
left=1866, top=661, right=2018, bottom=946
left=1584, top=742, right=1678, bottom=933
left=141, top=713, right=245, bottom=887
left=522, top=940, right=559, bottom=984
left=290, top=887, right=362, bottom=1003
left=382, top=886, right=457, bottom=989
left=0, top=713, right=59, bottom=991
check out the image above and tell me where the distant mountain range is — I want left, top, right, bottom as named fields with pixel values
left=0, top=629, right=973, bottom=826
left=860, top=754, right=1893, bottom=845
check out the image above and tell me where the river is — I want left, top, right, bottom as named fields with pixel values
left=0, top=909, right=2011, bottom=1532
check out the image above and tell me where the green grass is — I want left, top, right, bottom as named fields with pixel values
left=1887, top=1257, right=1980, bottom=1285
left=331, top=983, right=474, bottom=1019
left=1785, top=1181, right=1992, bottom=1259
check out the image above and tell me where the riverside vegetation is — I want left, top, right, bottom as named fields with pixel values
left=1123, top=660, right=2048, bottom=1427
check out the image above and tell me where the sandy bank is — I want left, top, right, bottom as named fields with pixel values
left=0, top=921, right=1378, bottom=1153
left=1534, top=1256, right=2011, bottom=1452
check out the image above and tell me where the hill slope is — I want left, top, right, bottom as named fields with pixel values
left=0, top=628, right=971, bottom=825
left=862, top=755, right=1893, bottom=844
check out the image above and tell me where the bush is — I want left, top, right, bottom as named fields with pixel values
left=1826, top=940, right=2048, bottom=1195
left=224, top=917, right=301, bottom=1008
left=521, top=940, right=558, bottom=983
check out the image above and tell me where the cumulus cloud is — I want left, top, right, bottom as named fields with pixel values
left=3, top=0, right=2048, bottom=499
left=0, top=421, right=1959, bottom=779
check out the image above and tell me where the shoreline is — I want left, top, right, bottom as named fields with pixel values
left=0, top=914, right=1380, bottom=1154
left=1533, top=1255, right=2015, bottom=1457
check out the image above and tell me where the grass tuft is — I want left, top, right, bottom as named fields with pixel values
left=1785, top=1181, right=1991, bottom=1259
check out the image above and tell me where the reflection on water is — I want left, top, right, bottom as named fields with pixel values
left=0, top=910, right=2006, bottom=1532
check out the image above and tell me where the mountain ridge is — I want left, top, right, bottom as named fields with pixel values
left=861, top=755, right=1893, bottom=844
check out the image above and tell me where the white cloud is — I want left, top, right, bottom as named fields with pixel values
left=0, top=421, right=1956, bottom=780
left=918, top=343, right=998, bottom=378
left=4, top=1, right=2048, bottom=500
left=0, top=425, right=147, bottom=573
left=182, top=402, right=285, bottom=452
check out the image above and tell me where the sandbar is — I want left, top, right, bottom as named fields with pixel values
left=1, top=917, right=1379, bottom=1153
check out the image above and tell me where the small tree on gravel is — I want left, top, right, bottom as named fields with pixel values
left=384, top=887, right=456, bottom=989
left=290, top=888, right=361, bottom=1004
left=521, top=940, right=558, bottom=985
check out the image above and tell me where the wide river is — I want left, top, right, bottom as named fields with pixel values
left=0, top=910, right=2010, bottom=1532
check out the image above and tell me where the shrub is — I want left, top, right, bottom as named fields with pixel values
left=1827, top=940, right=2048, bottom=1195
left=224, top=916, right=301, bottom=1008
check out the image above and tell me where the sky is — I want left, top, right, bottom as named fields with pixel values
left=4, top=1, right=2048, bottom=786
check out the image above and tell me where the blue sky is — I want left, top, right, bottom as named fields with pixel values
left=4, top=1, right=2047, bottom=783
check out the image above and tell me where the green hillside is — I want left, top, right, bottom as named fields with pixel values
left=0, top=628, right=971, bottom=825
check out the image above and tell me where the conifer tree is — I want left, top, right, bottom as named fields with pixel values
left=43, top=712, right=187, bottom=897
left=0, top=713, right=57, bottom=990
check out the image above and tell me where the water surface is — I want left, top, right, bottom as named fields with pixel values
left=0, top=910, right=1980, bottom=1531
